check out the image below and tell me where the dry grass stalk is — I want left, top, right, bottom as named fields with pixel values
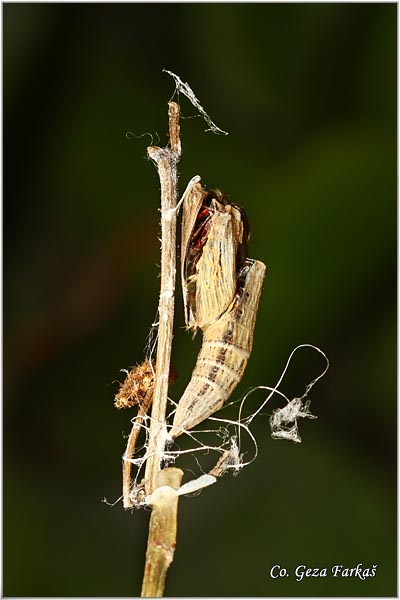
left=139, top=102, right=183, bottom=597
left=141, top=467, right=183, bottom=598
left=122, top=388, right=154, bottom=508
left=143, top=101, right=182, bottom=495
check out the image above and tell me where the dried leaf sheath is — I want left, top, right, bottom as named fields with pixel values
left=181, top=179, right=248, bottom=331
left=170, top=259, right=266, bottom=438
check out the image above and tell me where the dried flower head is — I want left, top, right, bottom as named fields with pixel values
left=114, top=359, right=155, bottom=409
left=115, top=359, right=178, bottom=410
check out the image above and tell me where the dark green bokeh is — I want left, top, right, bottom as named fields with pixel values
left=4, top=3, right=396, bottom=597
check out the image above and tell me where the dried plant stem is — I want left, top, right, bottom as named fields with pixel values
left=144, top=101, right=181, bottom=495
left=141, top=467, right=183, bottom=598
left=140, top=102, right=183, bottom=597
left=122, top=389, right=153, bottom=508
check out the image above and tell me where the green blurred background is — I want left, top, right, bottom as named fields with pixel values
left=4, top=3, right=396, bottom=597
